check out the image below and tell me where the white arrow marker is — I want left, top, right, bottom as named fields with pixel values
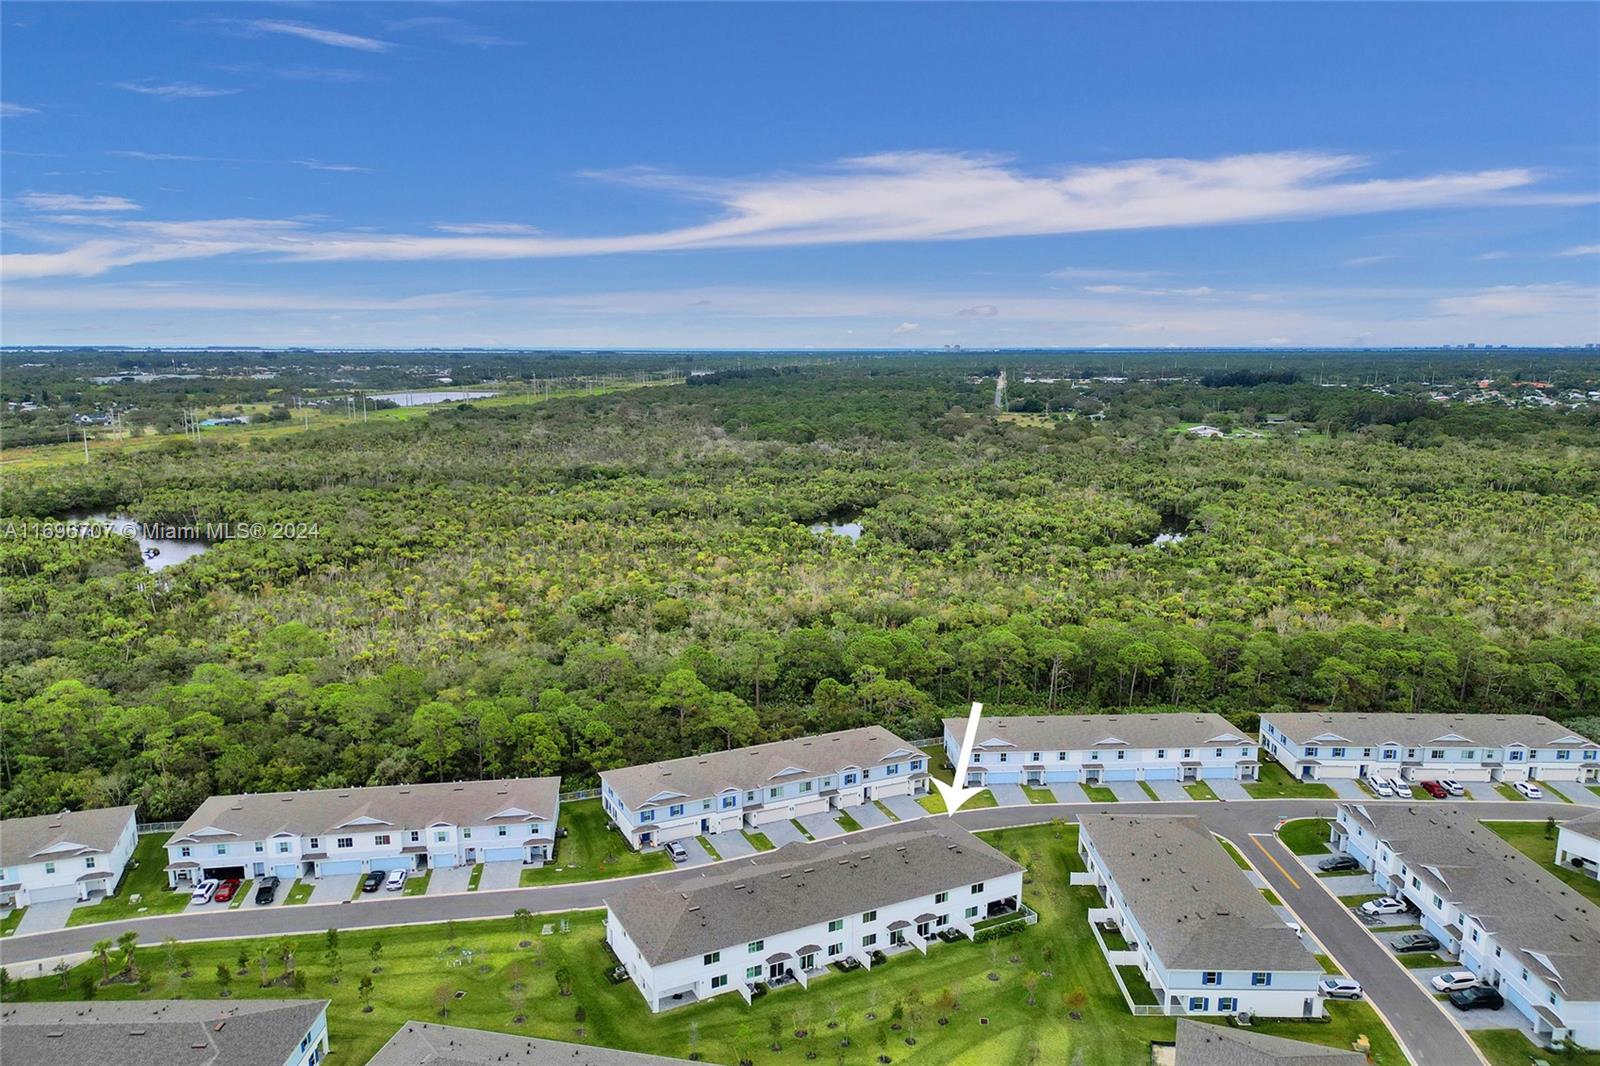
left=932, top=701, right=987, bottom=814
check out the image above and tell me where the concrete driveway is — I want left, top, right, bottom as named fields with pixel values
left=759, top=819, right=808, bottom=848
left=1320, top=872, right=1381, bottom=897
left=797, top=812, right=845, bottom=840
left=1326, top=778, right=1367, bottom=799
left=988, top=783, right=1029, bottom=806
left=844, top=801, right=891, bottom=829
left=1543, top=780, right=1600, bottom=806
left=13, top=899, right=78, bottom=935
left=676, top=837, right=714, bottom=867
left=1148, top=780, right=1190, bottom=801
left=310, top=874, right=362, bottom=904
left=1209, top=779, right=1251, bottom=801
left=427, top=866, right=473, bottom=896
left=477, top=861, right=523, bottom=891
left=706, top=829, right=755, bottom=859
left=880, top=795, right=925, bottom=822
left=1106, top=781, right=1146, bottom=803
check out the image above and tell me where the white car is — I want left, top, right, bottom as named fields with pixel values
left=1386, top=777, right=1413, bottom=798
left=1359, top=896, right=1408, bottom=917
left=1319, top=977, right=1363, bottom=999
left=1513, top=781, right=1543, bottom=799
left=1364, top=775, right=1394, bottom=797
left=189, top=878, right=219, bottom=904
left=385, top=868, right=409, bottom=891
left=1441, top=779, right=1465, bottom=796
left=1431, top=971, right=1479, bottom=992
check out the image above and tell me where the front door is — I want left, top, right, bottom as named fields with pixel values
left=1026, top=770, right=1042, bottom=785
left=700, top=818, right=710, bottom=833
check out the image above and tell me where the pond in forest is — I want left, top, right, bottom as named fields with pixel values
left=77, top=513, right=213, bottom=571
left=368, top=389, right=499, bottom=407
left=807, top=510, right=865, bottom=541
left=1142, top=514, right=1191, bottom=547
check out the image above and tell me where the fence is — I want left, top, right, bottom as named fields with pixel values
left=137, top=820, right=183, bottom=835
left=559, top=787, right=602, bottom=803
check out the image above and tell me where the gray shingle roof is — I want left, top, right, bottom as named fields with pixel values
left=0, top=805, right=136, bottom=868
left=1175, top=1020, right=1365, bottom=1064
left=0, top=999, right=326, bottom=1066
left=369, top=1022, right=697, bottom=1065
left=1559, top=809, right=1600, bottom=842
left=947, top=712, right=1251, bottom=751
left=167, top=779, right=559, bottom=845
left=599, top=727, right=924, bottom=810
left=604, top=820, right=1022, bottom=966
left=1263, top=712, right=1592, bottom=750
left=1078, top=814, right=1316, bottom=973
left=1339, top=803, right=1600, bottom=1000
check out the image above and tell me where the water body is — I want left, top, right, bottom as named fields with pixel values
left=82, top=513, right=212, bottom=571
left=808, top=510, right=864, bottom=541
left=1143, top=514, right=1191, bottom=547
left=368, top=389, right=498, bottom=407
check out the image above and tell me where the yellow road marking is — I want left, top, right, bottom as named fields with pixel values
left=1251, top=835, right=1301, bottom=890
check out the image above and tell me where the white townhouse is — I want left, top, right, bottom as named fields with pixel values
left=1260, top=712, right=1599, bottom=785
left=604, top=820, right=1025, bottom=1012
left=1556, top=810, right=1600, bottom=883
left=0, top=998, right=330, bottom=1066
left=0, top=805, right=138, bottom=909
left=163, top=778, right=560, bottom=887
left=1332, top=803, right=1600, bottom=1048
left=945, top=713, right=1258, bottom=786
left=1076, top=813, right=1324, bottom=1019
left=599, top=727, right=929, bottom=850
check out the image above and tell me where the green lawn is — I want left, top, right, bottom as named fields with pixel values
left=835, top=810, right=863, bottom=833
left=1590, top=786, right=1600, bottom=800
left=1339, top=893, right=1386, bottom=908
left=1215, top=837, right=1253, bottom=871
left=916, top=790, right=997, bottom=815
left=1, top=907, right=26, bottom=936
left=66, top=834, right=191, bottom=927
left=1314, top=954, right=1340, bottom=975
left=518, top=800, right=672, bottom=888
left=790, top=819, right=815, bottom=841
left=1261, top=888, right=1282, bottom=906
left=229, top=880, right=253, bottom=909
left=1023, top=785, right=1057, bottom=804
left=1472, top=1028, right=1600, bottom=1066
left=1244, top=760, right=1337, bottom=800
left=742, top=831, right=775, bottom=852
left=1117, top=964, right=1159, bottom=1005
left=1484, top=821, right=1600, bottom=905
left=403, top=870, right=432, bottom=896
left=1494, top=783, right=1529, bottom=802
left=1397, top=952, right=1451, bottom=969
left=920, top=744, right=953, bottom=784
left=466, top=864, right=485, bottom=892
left=1080, top=783, right=1118, bottom=803
left=697, top=836, right=723, bottom=861
left=4, top=820, right=1409, bottom=1066
left=1139, top=781, right=1160, bottom=801
left=1183, top=781, right=1219, bottom=801
left=1278, top=818, right=1333, bottom=856
left=283, top=880, right=313, bottom=905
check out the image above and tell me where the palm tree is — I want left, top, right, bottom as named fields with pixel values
left=115, top=931, right=139, bottom=974
left=92, top=939, right=113, bottom=983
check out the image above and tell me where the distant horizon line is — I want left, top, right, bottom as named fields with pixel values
left=6, top=344, right=1597, bottom=355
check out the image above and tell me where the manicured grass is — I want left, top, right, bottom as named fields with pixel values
left=790, top=819, right=815, bottom=841
left=229, top=880, right=253, bottom=909
left=403, top=870, right=432, bottom=896
left=1278, top=818, right=1333, bottom=856
left=1314, top=954, right=1341, bottom=975
left=66, top=835, right=191, bottom=927
left=517, top=800, right=671, bottom=888
left=1494, top=783, right=1529, bottom=802
left=1590, top=785, right=1600, bottom=799
left=1472, top=1028, right=1600, bottom=1066
left=1215, top=837, right=1252, bottom=871
left=1117, top=964, right=1159, bottom=1005
left=1183, top=781, right=1219, bottom=801
left=1205, top=1003, right=1405, bottom=1066
left=1261, top=888, right=1282, bottom=906
left=835, top=810, right=863, bottom=833
left=8, top=821, right=1407, bottom=1066
left=742, top=831, right=775, bottom=852
left=1339, top=893, right=1386, bottom=908
left=1023, top=785, right=1057, bottom=804
left=466, top=864, right=485, bottom=891
left=283, top=880, right=313, bottom=905
left=1396, top=952, right=1451, bottom=969
left=1484, top=821, right=1600, bottom=905
left=1099, top=925, right=1131, bottom=951
left=1139, top=781, right=1160, bottom=801
left=696, top=836, right=723, bottom=861
left=351, top=878, right=369, bottom=901
left=1080, top=783, right=1118, bottom=803
left=1244, top=760, right=1337, bottom=800
left=916, top=790, right=997, bottom=815
left=920, top=744, right=953, bottom=784
left=1, top=907, right=26, bottom=936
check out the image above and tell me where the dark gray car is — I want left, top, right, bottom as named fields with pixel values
left=1390, top=932, right=1440, bottom=953
left=253, top=875, right=281, bottom=905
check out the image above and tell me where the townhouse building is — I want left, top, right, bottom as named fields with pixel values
left=370, top=1022, right=698, bottom=1065
left=1172, top=1020, right=1365, bottom=1065
left=1259, top=712, right=1599, bottom=785
left=0, top=999, right=329, bottom=1066
left=1332, top=803, right=1600, bottom=1048
left=1555, top=810, right=1600, bottom=882
left=1076, top=814, right=1323, bottom=1019
left=604, top=820, right=1024, bottom=1012
left=944, top=713, right=1258, bottom=786
left=0, top=805, right=138, bottom=909
left=163, top=778, right=560, bottom=887
left=599, top=727, right=928, bottom=850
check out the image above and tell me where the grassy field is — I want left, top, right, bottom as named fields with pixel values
left=5, top=822, right=1408, bottom=1066
left=1183, top=781, right=1219, bottom=801
left=1278, top=819, right=1333, bottom=856
left=1484, top=821, right=1600, bottom=905
left=518, top=800, right=672, bottom=888
left=66, top=835, right=190, bottom=927
left=1245, top=761, right=1336, bottom=800
left=1472, top=1028, right=1600, bottom=1066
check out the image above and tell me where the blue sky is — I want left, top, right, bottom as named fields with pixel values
left=2, top=2, right=1596, bottom=348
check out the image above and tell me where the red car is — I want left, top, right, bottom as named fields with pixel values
left=1420, top=781, right=1448, bottom=799
left=212, top=878, right=242, bottom=904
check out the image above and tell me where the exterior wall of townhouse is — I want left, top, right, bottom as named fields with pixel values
left=283, top=1007, right=331, bottom=1066
left=606, top=871, right=1025, bottom=1012
left=603, top=761, right=926, bottom=850
left=1260, top=723, right=1600, bottom=783
left=1, top=813, right=138, bottom=906
left=1555, top=827, right=1600, bottom=881
left=1078, top=834, right=1322, bottom=1019
left=1333, top=810, right=1600, bottom=1047
left=165, top=811, right=559, bottom=886
left=946, top=731, right=1257, bottom=784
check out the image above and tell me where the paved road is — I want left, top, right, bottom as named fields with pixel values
left=1, top=796, right=1576, bottom=1066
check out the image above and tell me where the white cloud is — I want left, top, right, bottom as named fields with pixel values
left=893, top=322, right=921, bottom=333
left=2, top=101, right=40, bottom=118
left=2, top=150, right=1587, bottom=280
left=1475, top=250, right=1511, bottom=261
left=1434, top=282, right=1599, bottom=317
left=432, top=222, right=542, bottom=235
left=294, top=160, right=371, bottom=173
left=245, top=20, right=392, bottom=52
left=15, top=192, right=141, bottom=212
left=115, top=81, right=240, bottom=99
left=1083, top=284, right=1215, bottom=297
left=110, top=149, right=368, bottom=172
left=955, top=304, right=998, bottom=317
left=1559, top=244, right=1600, bottom=257
left=1342, top=254, right=1395, bottom=267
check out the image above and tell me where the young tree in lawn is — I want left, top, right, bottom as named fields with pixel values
left=369, top=939, right=384, bottom=971
left=216, top=963, right=233, bottom=997
left=92, top=939, right=113, bottom=984
left=359, top=973, right=374, bottom=1011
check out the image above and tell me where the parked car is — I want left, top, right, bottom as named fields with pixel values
left=1390, top=932, right=1441, bottom=953
left=665, top=841, right=689, bottom=863
left=1441, top=779, right=1465, bottom=796
left=385, top=868, right=409, bottom=891
left=1419, top=780, right=1448, bottom=799
left=1431, top=971, right=1479, bottom=992
left=1513, top=781, right=1543, bottom=799
left=1386, top=777, right=1413, bottom=798
left=1318, top=977, right=1363, bottom=1000
left=1359, top=896, right=1408, bottom=917
left=254, top=875, right=281, bottom=905
left=1364, top=775, right=1394, bottom=798
left=189, top=878, right=219, bottom=904
left=1449, top=986, right=1504, bottom=1012
left=1318, top=855, right=1361, bottom=872
left=361, top=871, right=385, bottom=893
left=212, top=878, right=242, bottom=904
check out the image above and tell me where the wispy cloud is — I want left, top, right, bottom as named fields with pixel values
left=1559, top=244, right=1600, bottom=257
left=244, top=19, right=393, bottom=52
left=385, top=16, right=522, bottom=47
left=109, top=149, right=369, bottom=173
left=1083, top=284, right=1215, bottom=297
left=432, top=222, right=541, bottom=235
left=1, top=101, right=40, bottom=118
left=1435, top=282, right=1599, bottom=317
left=892, top=321, right=921, bottom=334
left=115, top=81, right=240, bottom=99
left=1475, top=250, right=1511, bottom=261
left=15, top=192, right=142, bottom=212
left=955, top=304, right=999, bottom=317
left=1342, top=254, right=1395, bottom=267
left=3, top=150, right=1587, bottom=280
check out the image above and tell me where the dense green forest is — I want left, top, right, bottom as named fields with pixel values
left=4, top=355, right=1599, bottom=819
